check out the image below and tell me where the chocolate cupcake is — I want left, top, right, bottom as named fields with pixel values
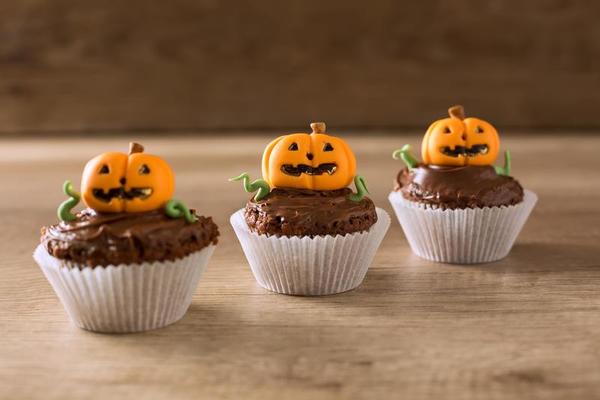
left=33, top=143, right=219, bottom=333
left=230, top=122, right=390, bottom=295
left=388, top=106, right=537, bottom=264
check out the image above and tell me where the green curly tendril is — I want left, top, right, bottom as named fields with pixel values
left=392, top=144, right=419, bottom=170
left=494, top=150, right=511, bottom=176
left=57, top=180, right=81, bottom=222
left=229, top=172, right=271, bottom=201
left=165, top=199, right=197, bottom=223
left=348, top=175, right=369, bottom=203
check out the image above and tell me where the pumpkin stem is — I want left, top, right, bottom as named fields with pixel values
left=494, top=150, right=511, bottom=176
left=165, top=199, right=197, bottom=223
left=129, top=142, right=144, bottom=154
left=310, top=122, right=326, bottom=134
left=57, top=180, right=81, bottom=222
left=348, top=175, right=369, bottom=203
left=229, top=172, right=271, bottom=201
left=448, top=105, right=465, bottom=120
left=392, top=144, right=419, bottom=170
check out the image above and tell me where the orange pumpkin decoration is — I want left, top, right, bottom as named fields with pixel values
left=81, top=143, right=174, bottom=213
left=421, top=106, right=500, bottom=166
left=262, top=122, right=357, bottom=190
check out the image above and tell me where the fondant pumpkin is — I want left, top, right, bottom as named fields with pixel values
left=261, top=122, right=356, bottom=190
left=81, top=143, right=174, bottom=213
left=421, top=105, right=500, bottom=166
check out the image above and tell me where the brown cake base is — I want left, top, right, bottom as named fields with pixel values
left=244, top=187, right=377, bottom=237
left=41, top=209, right=219, bottom=267
left=395, top=164, right=524, bottom=210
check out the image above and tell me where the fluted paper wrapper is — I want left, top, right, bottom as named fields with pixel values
left=230, top=207, right=390, bottom=296
left=33, top=245, right=215, bottom=333
left=388, top=190, right=537, bottom=264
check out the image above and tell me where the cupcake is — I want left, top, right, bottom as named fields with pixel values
left=230, top=122, right=390, bottom=296
left=389, top=106, right=537, bottom=264
left=34, top=142, right=219, bottom=333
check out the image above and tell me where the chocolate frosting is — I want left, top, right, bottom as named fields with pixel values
left=244, top=188, right=377, bottom=237
left=395, top=164, right=524, bottom=209
left=41, top=208, right=219, bottom=267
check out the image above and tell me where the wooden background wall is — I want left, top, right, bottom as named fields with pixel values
left=0, top=0, right=599, bottom=134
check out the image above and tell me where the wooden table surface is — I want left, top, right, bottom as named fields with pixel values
left=1, top=134, right=599, bottom=400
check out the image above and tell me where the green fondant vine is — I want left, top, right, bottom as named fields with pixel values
left=57, top=180, right=81, bottom=222
left=229, top=172, right=271, bottom=201
left=348, top=175, right=369, bottom=203
left=494, top=150, right=511, bottom=176
left=165, top=199, right=197, bottom=223
left=392, top=144, right=419, bottom=170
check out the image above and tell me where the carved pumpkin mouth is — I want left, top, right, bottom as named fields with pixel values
left=92, top=187, right=153, bottom=202
left=440, top=144, right=489, bottom=158
left=280, top=163, right=337, bottom=177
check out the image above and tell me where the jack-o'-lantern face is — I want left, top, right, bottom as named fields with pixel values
left=262, top=122, right=356, bottom=190
left=81, top=143, right=174, bottom=213
left=421, top=106, right=500, bottom=166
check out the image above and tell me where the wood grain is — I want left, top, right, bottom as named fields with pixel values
left=1, top=1, right=600, bottom=133
left=1, top=134, right=600, bottom=399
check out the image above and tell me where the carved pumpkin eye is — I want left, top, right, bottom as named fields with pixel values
left=443, top=126, right=451, bottom=134
left=99, top=164, right=110, bottom=174
left=288, top=142, right=298, bottom=151
left=323, top=143, right=334, bottom=152
left=139, top=164, right=151, bottom=175
left=475, top=126, right=484, bottom=133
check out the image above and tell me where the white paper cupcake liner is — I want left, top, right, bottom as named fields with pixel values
left=388, top=190, right=537, bottom=264
left=230, top=207, right=390, bottom=296
left=33, top=244, right=215, bottom=333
